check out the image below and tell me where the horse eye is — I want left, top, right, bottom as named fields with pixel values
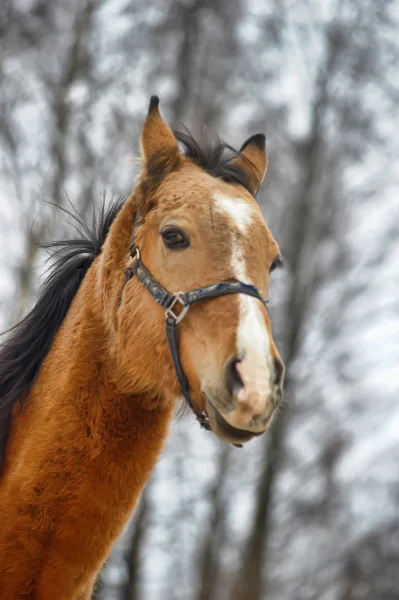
left=270, top=257, right=283, bottom=273
left=161, top=228, right=189, bottom=249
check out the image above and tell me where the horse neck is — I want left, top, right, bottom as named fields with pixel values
left=29, top=261, right=174, bottom=455
left=7, top=195, right=175, bottom=477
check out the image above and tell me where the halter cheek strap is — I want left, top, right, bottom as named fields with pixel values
left=124, top=247, right=269, bottom=436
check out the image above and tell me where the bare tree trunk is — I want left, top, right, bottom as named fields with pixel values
left=168, top=0, right=204, bottom=129
left=10, top=0, right=95, bottom=323
left=122, top=486, right=151, bottom=600
left=195, top=447, right=230, bottom=600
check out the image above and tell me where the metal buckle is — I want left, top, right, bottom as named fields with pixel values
left=165, top=292, right=189, bottom=324
left=131, top=247, right=140, bottom=261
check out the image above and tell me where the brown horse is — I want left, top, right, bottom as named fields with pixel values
left=0, top=97, right=284, bottom=599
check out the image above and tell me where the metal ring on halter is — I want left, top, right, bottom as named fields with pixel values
left=165, top=292, right=189, bottom=324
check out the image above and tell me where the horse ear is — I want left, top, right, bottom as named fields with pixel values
left=140, top=96, right=179, bottom=174
left=231, top=133, right=268, bottom=195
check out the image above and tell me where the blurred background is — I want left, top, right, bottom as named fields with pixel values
left=0, top=0, right=398, bottom=598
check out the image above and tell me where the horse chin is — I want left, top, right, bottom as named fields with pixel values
left=204, top=396, right=266, bottom=445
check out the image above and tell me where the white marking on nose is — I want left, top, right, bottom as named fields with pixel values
left=213, top=191, right=271, bottom=404
left=235, top=252, right=271, bottom=378
left=214, top=193, right=254, bottom=234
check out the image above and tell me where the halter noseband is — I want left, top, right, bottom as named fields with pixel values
left=124, top=247, right=269, bottom=437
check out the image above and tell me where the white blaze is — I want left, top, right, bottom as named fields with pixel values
left=214, top=192, right=272, bottom=404
left=232, top=242, right=272, bottom=398
left=213, top=193, right=254, bottom=234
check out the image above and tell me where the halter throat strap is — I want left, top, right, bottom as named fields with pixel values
left=124, top=248, right=269, bottom=434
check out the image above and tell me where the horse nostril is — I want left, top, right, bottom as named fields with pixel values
left=274, top=358, right=284, bottom=387
left=225, top=357, right=244, bottom=396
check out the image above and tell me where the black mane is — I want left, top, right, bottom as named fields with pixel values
left=0, top=197, right=124, bottom=471
left=174, top=131, right=255, bottom=196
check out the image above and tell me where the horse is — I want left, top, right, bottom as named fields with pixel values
left=0, top=96, right=284, bottom=599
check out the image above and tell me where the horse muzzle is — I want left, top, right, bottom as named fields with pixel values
left=203, top=353, right=284, bottom=444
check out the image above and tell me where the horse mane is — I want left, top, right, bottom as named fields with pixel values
left=174, top=130, right=255, bottom=196
left=0, top=197, right=124, bottom=470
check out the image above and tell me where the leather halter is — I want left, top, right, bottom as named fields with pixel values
left=124, top=247, right=269, bottom=434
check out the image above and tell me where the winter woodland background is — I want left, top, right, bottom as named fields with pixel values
left=1, top=0, right=398, bottom=598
